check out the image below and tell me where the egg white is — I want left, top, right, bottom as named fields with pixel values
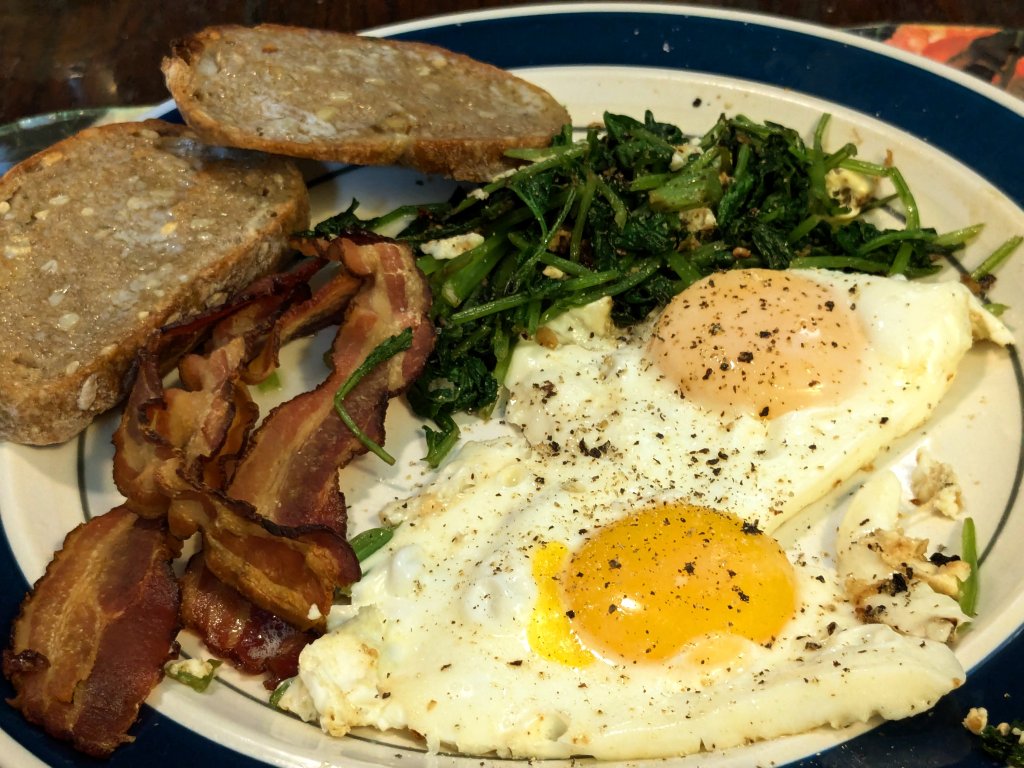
left=294, top=268, right=1008, bottom=759
left=505, top=269, right=1011, bottom=535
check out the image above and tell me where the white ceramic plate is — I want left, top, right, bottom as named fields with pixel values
left=2, top=4, right=1023, bottom=767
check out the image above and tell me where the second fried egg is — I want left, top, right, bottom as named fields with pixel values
left=294, top=268, right=1009, bottom=759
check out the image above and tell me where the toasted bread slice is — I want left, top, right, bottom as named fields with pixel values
left=0, top=120, right=309, bottom=445
left=162, top=24, right=571, bottom=182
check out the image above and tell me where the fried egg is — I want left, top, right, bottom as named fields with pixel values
left=293, top=268, right=1010, bottom=760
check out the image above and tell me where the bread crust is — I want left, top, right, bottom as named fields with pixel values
left=162, top=24, right=571, bottom=182
left=0, top=120, right=309, bottom=445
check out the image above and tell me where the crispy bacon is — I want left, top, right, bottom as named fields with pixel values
left=6, top=235, right=436, bottom=757
left=112, top=345, right=177, bottom=518
left=3, top=507, right=180, bottom=757
left=111, top=262, right=324, bottom=513
left=114, top=257, right=363, bottom=513
left=294, top=233, right=437, bottom=392
left=228, top=235, right=435, bottom=533
left=174, top=338, right=261, bottom=490
left=113, top=235, right=431, bottom=635
left=174, top=236, right=432, bottom=628
left=164, top=487, right=356, bottom=632
left=179, top=554, right=313, bottom=689
left=237, top=266, right=363, bottom=384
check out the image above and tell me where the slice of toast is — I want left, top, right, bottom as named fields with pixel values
left=0, top=119, right=309, bottom=445
left=162, top=24, right=571, bottom=182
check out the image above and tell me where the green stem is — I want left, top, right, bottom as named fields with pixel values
left=972, top=235, right=1023, bottom=281
left=333, top=329, right=413, bottom=465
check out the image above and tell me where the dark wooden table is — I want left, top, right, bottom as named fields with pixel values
left=2, top=0, right=1023, bottom=125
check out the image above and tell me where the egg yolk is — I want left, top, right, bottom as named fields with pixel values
left=529, top=542, right=597, bottom=667
left=646, top=268, right=868, bottom=418
left=557, top=503, right=797, bottom=665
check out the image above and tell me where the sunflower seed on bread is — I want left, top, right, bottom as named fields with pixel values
left=161, top=24, right=571, bottom=182
left=0, top=119, right=309, bottom=445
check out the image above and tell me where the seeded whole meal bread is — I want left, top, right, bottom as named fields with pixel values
left=1, top=25, right=568, bottom=446
left=0, top=120, right=309, bottom=445
left=161, top=23, right=572, bottom=181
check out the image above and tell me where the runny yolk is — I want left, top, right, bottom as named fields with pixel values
left=646, top=268, right=868, bottom=419
left=558, top=502, right=797, bottom=665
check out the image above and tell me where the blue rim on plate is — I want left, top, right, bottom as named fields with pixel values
left=2, top=4, right=1022, bottom=766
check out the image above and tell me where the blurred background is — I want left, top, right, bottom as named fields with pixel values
left=1, top=0, right=1022, bottom=125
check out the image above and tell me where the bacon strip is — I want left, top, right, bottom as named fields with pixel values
left=228, top=235, right=435, bottom=533
left=179, top=554, right=313, bottom=689
left=3, top=507, right=180, bottom=757
left=165, top=487, right=357, bottom=632
left=111, top=345, right=177, bottom=518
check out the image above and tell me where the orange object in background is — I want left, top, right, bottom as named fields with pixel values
left=882, top=24, right=1024, bottom=98
left=887, top=24, right=998, bottom=60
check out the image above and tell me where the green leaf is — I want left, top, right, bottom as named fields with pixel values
left=354, top=108, right=1019, bottom=466
left=978, top=719, right=1024, bottom=766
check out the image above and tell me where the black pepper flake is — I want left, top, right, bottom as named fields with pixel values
left=507, top=660, right=524, bottom=667
left=759, top=406, right=770, bottom=418
left=684, top=562, right=696, bottom=574
left=879, top=416, right=890, bottom=424
left=719, top=361, right=731, bottom=371
left=884, top=571, right=909, bottom=595
left=578, top=438, right=612, bottom=458
left=565, top=610, right=576, bottom=619
left=824, top=300, right=835, bottom=311
left=534, top=380, right=558, bottom=403
left=702, top=368, right=713, bottom=380
left=608, top=604, right=618, bottom=614
left=741, top=520, right=762, bottom=535
left=737, top=351, right=754, bottom=363
left=608, top=558, right=622, bottom=569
